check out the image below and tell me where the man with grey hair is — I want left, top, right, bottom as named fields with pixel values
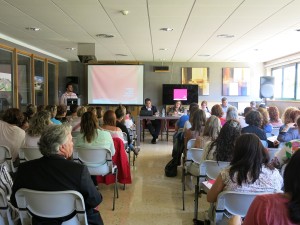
left=10, top=124, right=103, bottom=225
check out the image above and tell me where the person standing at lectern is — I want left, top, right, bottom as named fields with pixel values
left=60, top=83, right=78, bottom=106
left=140, top=98, right=161, bottom=144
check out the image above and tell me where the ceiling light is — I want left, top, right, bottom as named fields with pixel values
left=25, top=27, right=40, bottom=31
left=115, top=54, right=128, bottom=56
left=160, top=58, right=167, bottom=61
left=96, top=34, right=115, bottom=38
left=160, top=28, right=174, bottom=32
left=65, top=47, right=76, bottom=51
left=198, top=54, right=210, bottom=57
left=159, top=48, right=168, bottom=51
left=121, top=10, right=129, bottom=15
left=217, top=34, right=235, bottom=38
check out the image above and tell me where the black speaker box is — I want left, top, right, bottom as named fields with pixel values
left=66, top=76, right=79, bottom=95
left=260, top=76, right=274, bottom=98
left=153, top=66, right=169, bottom=72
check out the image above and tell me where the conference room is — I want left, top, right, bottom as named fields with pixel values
left=0, top=1, right=300, bottom=225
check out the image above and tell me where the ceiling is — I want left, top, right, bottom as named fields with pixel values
left=1, top=0, right=300, bottom=63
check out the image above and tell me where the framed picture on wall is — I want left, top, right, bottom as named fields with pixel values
left=222, top=67, right=250, bottom=96
left=181, top=67, right=209, bottom=95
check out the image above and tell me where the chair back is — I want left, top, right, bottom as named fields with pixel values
left=200, top=160, right=230, bottom=180
left=189, top=148, right=203, bottom=164
left=214, top=191, right=269, bottom=223
left=19, top=147, right=42, bottom=163
left=0, top=189, right=9, bottom=225
left=122, top=132, right=128, bottom=148
left=15, top=188, right=88, bottom=225
left=0, top=146, right=16, bottom=173
left=187, top=139, right=196, bottom=151
left=260, top=140, right=268, bottom=148
left=73, top=147, right=112, bottom=176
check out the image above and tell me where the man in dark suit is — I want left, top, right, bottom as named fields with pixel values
left=11, top=124, right=103, bottom=225
left=140, top=98, right=161, bottom=144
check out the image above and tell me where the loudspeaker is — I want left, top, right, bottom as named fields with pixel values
left=260, top=76, right=274, bottom=98
left=153, top=66, right=169, bottom=72
left=66, top=76, right=79, bottom=95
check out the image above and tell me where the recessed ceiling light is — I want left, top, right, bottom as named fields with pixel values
left=25, top=27, right=40, bottom=31
left=159, top=48, right=168, bottom=51
left=65, top=47, right=76, bottom=51
left=217, top=34, right=235, bottom=38
left=160, top=58, right=167, bottom=61
left=160, top=28, right=174, bottom=32
left=115, top=54, right=128, bottom=56
left=198, top=54, right=210, bottom=57
left=120, top=10, right=129, bottom=15
left=96, top=34, right=115, bottom=38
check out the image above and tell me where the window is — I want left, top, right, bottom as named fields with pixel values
left=271, top=63, right=298, bottom=100
left=18, top=54, right=31, bottom=109
left=0, top=48, right=13, bottom=111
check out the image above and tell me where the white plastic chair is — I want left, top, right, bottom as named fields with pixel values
left=200, top=160, right=230, bottom=181
left=19, top=147, right=43, bottom=163
left=127, top=127, right=138, bottom=166
left=73, top=147, right=118, bottom=210
left=213, top=191, right=271, bottom=224
left=15, top=188, right=88, bottom=225
left=0, top=146, right=16, bottom=173
left=0, top=188, right=10, bottom=225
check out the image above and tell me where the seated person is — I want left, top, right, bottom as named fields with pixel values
left=201, top=100, right=211, bottom=118
left=11, top=124, right=104, bottom=225
left=175, top=102, right=199, bottom=132
left=207, top=134, right=283, bottom=222
left=242, top=149, right=300, bottom=225
left=239, top=106, right=253, bottom=128
left=140, top=98, right=161, bottom=144
left=101, top=110, right=125, bottom=142
left=241, top=110, right=267, bottom=141
left=277, top=110, right=300, bottom=142
left=0, top=108, right=25, bottom=163
left=168, top=100, right=185, bottom=116
left=211, top=104, right=226, bottom=126
left=258, top=107, right=273, bottom=133
left=55, top=104, right=68, bottom=123
left=268, top=106, right=283, bottom=128
left=45, top=105, right=62, bottom=125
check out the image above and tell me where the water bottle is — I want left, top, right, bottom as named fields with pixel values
left=184, top=108, right=187, bottom=115
left=162, top=108, right=165, bottom=117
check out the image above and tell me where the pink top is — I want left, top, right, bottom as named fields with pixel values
left=244, top=193, right=297, bottom=225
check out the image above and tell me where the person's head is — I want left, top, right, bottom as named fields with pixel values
left=87, top=106, right=97, bottom=115
left=201, top=101, right=208, bottom=110
left=145, top=98, right=152, bottom=108
left=45, top=105, right=57, bottom=118
left=25, top=104, right=37, bottom=118
left=284, top=150, right=300, bottom=223
left=2, top=108, right=24, bottom=127
left=27, top=110, right=52, bottom=137
left=297, top=117, right=300, bottom=133
left=282, top=107, right=298, bottom=124
left=211, top=104, right=224, bottom=118
left=69, top=104, right=79, bottom=114
left=190, top=109, right=206, bottom=133
left=37, top=105, right=45, bottom=112
left=250, top=101, right=256, bottom=109
left=290, top=110, right=300, bottom=123
left=77, top=106, right=87, bottom=117
left=226, top=106, right=238, bottom=121
left=188, top=103, right=199, bottom=115
left=56, top=105, right=67, bottom=117
left=103, top=110, right=117, bottom=126
left=221, top=97, right=228, bottom=107
left=208, top=119, right=241, bottom=162
left=268, top=106, right=280, bottom=123
left=245, top=110, right=262, bottom=127
left=257, top=107, right=269, bottom=128
left=96, top=106, right=103, bottom=119
left=115, top=107, right=125, bottom=120
left=174, top=100, right=182, bottom=109
left=38, top=124, right=73, bottom=158
left=229, top=133, right=271, bottom=186
left=80, top=111, right=98, bottom=143
left=203, top=115, right=221, bottom=140
left=243, top=106, right=253, bottom=117
left=66, top=83, right=73, bottom=93
left=259, top=103, right=266, bottom=109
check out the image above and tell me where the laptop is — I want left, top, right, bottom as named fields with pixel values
left=140, top=109, right=153, bottom=116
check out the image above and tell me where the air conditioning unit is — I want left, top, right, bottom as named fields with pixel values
left=153, top=66, right=170, bottom=72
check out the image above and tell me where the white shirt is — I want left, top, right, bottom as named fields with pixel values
left=60, top=92, right=78, bottom=109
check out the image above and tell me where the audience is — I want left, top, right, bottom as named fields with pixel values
left=45, top=105, right=61, bottom=125
left=241, top=110, right=267, bottom=141
left=257, top=107, right=273, bottom=133
left=220, top=97, right=231, bottom=117
left=0, top=108, right=25, bottom=162
left=277, top=110, right=300, bottom=142
left=268, top=106, right=283, bottom=128
left=24, top=110, right=52, bottom=148
left=239, top=106, right=253, bottom=128
left=96, top=106, right=104, bottom=127
left=179, top=103, right=199, bottom=132
left=250, top=101, right=256, bottom=109
left=55, top=104, right=68, bottom=123
left=281, top=107, right=298, bottom=130
left=226, top=106, right=239, bottom=121
left=211, top=104, right=226, bottom=126
left=11, top=124, right=104, bottom=225
left=101, top=110, right=125, bottom=142
left=196, top=115, right=221, bottom=148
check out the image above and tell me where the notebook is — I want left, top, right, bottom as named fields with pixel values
left=140, top=109, right=153, bottom=116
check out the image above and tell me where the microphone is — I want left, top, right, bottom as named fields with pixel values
left=206, top=107, right=210, bottom=113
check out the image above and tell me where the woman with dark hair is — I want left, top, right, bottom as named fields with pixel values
left=75, top=111, right=115, bottom=156
left=242, top=149, right=300, bottom=225
left=241, top=110, right=267, bottom=140
left=201, top=119, right=241, bottom=163
left=101, top=110, right=124, bottom=141
left=268, top=106, right=283, bottom=127
left=45, top=105, right=61, bottom=125
left=55, top=104, right=68, bottom=123
left=207, top=134, right=282, bottom=204
left=168, top=100, right=185, bottom=116
left=211, top=104, right=226, bottom=126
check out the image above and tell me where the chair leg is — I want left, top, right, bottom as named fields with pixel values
left=194, top=176, right=200, bottom=220
left=112, top=168, right=119, bottom=211
left=123, top=184, right=126, bottom=190
left=182, top=167, right=186, bottom=210
left=128, top=148, right=131, bottom=165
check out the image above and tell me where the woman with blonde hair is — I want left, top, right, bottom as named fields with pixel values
left=257, top=107, right=273, bottom=133
left=268, top=106, right=283, bottom=127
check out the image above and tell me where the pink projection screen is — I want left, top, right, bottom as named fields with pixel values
left=173, top=89, right=187, bottom=100
left=87, top=65, right=144, bottom=105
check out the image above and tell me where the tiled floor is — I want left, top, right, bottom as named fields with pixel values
left=98, top=137, right=209, bottom=225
